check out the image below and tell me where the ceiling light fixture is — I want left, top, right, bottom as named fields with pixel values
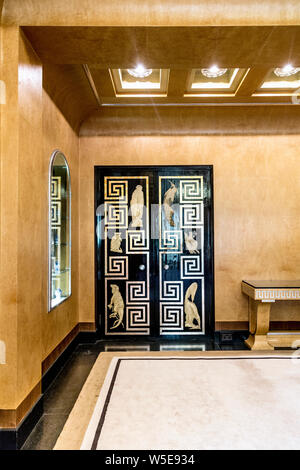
left=274, top=64, right=300, bottom=77
left=127, top=64, right=153, bottom=79
left=201, top=66, right=228, bottom=78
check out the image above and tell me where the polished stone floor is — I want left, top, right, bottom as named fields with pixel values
left=21, top=336, right=247, bottom=450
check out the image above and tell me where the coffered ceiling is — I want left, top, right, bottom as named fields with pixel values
left=22, top=25, right=300, bottom=133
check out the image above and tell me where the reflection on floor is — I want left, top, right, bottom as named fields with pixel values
left=21, top=337, right=247, bottom=450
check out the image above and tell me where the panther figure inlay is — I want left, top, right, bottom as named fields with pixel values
left=108, top=284, right=125, bottom=329
left=184, top=282, right=201, bottom=329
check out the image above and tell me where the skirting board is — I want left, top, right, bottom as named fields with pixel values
left=215, top=321, right=300, bottom=331
left=0, top=326, right=98, bottom=450
left=42, top=328, right=99, bottom=392
left=0, top=395, right=43, bottom=450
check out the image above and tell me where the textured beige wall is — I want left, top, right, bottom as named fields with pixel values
left=17, top=28, right=43, bottom=403
left=79, top=135, right=300, bottom=325
left=0, top=25, right=19, bottom=408
left=2, top=0, right=300, bottom=26
left=42, top=91, right=79, bottom=361
left=0, top=29, right=79, bottom=410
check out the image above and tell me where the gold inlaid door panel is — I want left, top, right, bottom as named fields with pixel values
left=95, top=166, right=214, bottom=339
left=96, top=172, right=151, bottom=336
left=159, top=175, right=205, bottom=335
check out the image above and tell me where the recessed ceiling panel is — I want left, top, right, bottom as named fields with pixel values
left=185, top=68, right=247, bottom=96
left=259, top=67, right=300, bottom=90
left=110, top=68, right=169, bottom=96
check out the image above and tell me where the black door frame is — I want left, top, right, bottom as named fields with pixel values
left=94, top=165, right=215, bottom=341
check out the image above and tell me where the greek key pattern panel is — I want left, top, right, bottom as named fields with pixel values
left=179, top=178, right=203, bottom=203
left=255, top=289, right=300, bottom=301
left=105, top=256, right=128, bottom=278
left=160, top=304, right=184, bottom=334
left=180, top=203, right=204, bottom=228
left=160, top=230, right=183, bottom=252
left=51, top=201, right=61, bottom=226
left=126, top=304, right=150, bottom=333
left=126, top=280, right=150, bottom=303
left=159, top=175, right=205, bottom=335
left=104, top=178, right=128, bottom=203
left=160, top=281, right=183, bottom=303
left=51, top=176, right=61, bottom=200
left=180, top=255, right=203, bottom=279
left=126, top=230, right=149, bottom=252
left=104, top=203, right=128, bottom=229
left=103, top=176, right=150, bottom=336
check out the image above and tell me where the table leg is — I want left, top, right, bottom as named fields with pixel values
left=245, top=299, right=274, bottom=350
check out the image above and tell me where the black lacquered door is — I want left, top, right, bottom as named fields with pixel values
left=95, top=166, right=214, bottom=339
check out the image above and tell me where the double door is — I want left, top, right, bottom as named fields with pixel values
left=95, top=166, right=214, bottom=339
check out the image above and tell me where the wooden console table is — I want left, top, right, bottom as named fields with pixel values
left=242, top=280, right=300, bottom=350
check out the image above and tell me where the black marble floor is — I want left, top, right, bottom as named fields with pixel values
left=21, top=336, right=247, bottom=450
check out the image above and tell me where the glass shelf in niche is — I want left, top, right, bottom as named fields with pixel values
left=49, top=151, right=71, bottom=311
left=52, top=268, right=71, bottom=275
left=51, top=242, right=70, bottom=247
left=51, top=296, right=68, bottom=308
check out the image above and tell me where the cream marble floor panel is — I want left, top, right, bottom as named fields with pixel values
left=54, top=350, right=295, bottom=450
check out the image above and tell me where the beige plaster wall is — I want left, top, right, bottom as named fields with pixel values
left=42, top=90, right=79, bottom=361
left=79, top=135, right=300, bottom=326
left=0, top=25, right=20, bottom=409
left=0, top=29, right=79, bottom=410
left=2, top=0, right=300, bottom=26
left=17, top=27, right=43, bottom=403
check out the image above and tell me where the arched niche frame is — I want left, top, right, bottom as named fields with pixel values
left=48, top=150, right=71, bottom=311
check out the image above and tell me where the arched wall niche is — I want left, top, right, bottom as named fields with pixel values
left=48, top=150, right=72, bottom=311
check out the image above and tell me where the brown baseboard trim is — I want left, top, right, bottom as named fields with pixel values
left=42, top=324, right=80, bottom=376
left=0, top=322, right=97, bottom=447
left=0, top=382, right=41, bottom=429
left=270, top=321, right=300, bottom=330
left=42, top=322, right=96, bottom=375
left=79, top=322, right=97, bottom=332
left=215, top=320, right=300, bottom=332
left=41, top=322, right=98, bottom=394
left=215, top=322, right=248, bottom=331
